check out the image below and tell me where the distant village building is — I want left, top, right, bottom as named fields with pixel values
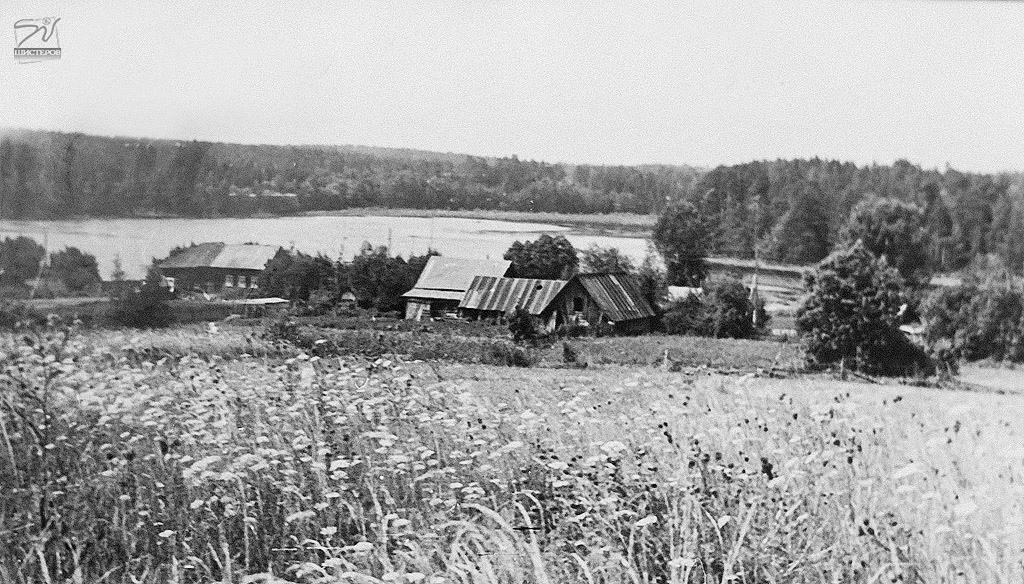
left=402, top=256, right=512, bottom=320
left=460, top=272, right=656, bottom=334
left=157, top=242, right=278, bottom=294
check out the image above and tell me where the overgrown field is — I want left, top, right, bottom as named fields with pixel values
left=1, top=323, right=1022, bottom=583
left=274, top=318, right=802, bottom=370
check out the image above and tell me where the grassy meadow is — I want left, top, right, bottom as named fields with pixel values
left=1, top=321, right=1022, bottom=583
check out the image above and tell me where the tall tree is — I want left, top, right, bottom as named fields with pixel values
left=797, top=242, right=927, bottom=375
left=652, top=201, right=709, bottom=286
left=842, top=195, right=930, bottom=283
left=580, top=244, right=636, bottom=273
left=763, top=183, right=833, bottom=265
left=504, top=234, right=579, bottom=279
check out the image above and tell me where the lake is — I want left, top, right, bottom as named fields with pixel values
left=0, top=215, right=651, bottom=279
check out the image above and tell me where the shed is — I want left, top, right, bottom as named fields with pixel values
left=459, top=276, right=568, bottom=331
left=403, top=256, right=512, bottom=320
left=556, top=273, right=657, bottom=334
left=158, top=243, right=278, bottom=294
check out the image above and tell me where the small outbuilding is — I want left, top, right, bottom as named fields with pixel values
left=403, top=256, right=512, bottom=320
left=556, top=273, right=657, bottom=334
left=459, top=276, right=569, bottom=332
left=158, top=243, right=278, bottom=294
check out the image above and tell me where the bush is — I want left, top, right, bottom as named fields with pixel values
left=106, top=266, right=174, bottom=328
left=0, top=236, right=45, bottom=288
left=49, top=246, right=102, bottom=294
left=797, top=242, right=931, bottom=376
left=106, top=291, right=174, bottom=328
left=921, top=280, right=1024, bottom=363
left=663, top=278, right=768, bottom=339
left=663, top=293, right=706, bottom=335
left=484, top=341, right=535, bottom=367
left=508, top=306, right=539, bottom=344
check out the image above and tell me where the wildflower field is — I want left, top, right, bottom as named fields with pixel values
left=1, top=322, right=1022, bottom=583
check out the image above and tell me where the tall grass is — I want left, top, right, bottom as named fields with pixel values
left=0, top=322, right=1020, bottom=582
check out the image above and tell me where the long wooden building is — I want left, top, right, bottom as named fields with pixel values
left=459, top=272, right=656, bottom=334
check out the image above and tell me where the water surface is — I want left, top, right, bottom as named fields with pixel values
left=0, top=215, right=650, bottom=279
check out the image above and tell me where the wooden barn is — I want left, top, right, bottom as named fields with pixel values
left=402, top=256, right=512, bottom=320
left=556, top=273, right=657, bottom=334
left=458, top=276, right=569, bottom=332
left=157, top=242, right=278, bottom=294
left=459, top=272, right=656, bottom=335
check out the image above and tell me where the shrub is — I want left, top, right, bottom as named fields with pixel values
left=49, top=246, right=102, bottom=294
left=663, top=293, right=706, bottom=335
left=484, top=341, right=535, bottom=367
left=797, top=242, right=931, bottom=376
left=508, top=306, right=539, bottom=344
left=258, top=248, right=336, bottom=302
left=921, top=279, right=1024, bottom=363
left=0, top=236, right=45, bottom=287
left=663, top=278, right=768, bottom=339
left=106, top=266, right=174, bottom=328
left=348, top=244, right=430, bottom=313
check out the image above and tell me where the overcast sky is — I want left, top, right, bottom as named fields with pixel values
left=2, top=1, right=1023, bottom=173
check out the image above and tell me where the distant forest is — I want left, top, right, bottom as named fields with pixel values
left=0, top=129, right=695, bottom=219
left=2, top=128, right=1024, bottom=272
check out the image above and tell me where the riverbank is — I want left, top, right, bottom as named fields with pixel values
left=306, top=207, right=657, bottom=236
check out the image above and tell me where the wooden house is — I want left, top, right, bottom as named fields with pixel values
left=157, top=242, right=278, bottom=294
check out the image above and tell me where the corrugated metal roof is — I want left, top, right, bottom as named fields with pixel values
left=575, top=273, right=656, bottom=322
left=411, top=256, right=512, bottom=292
left=401, top=288, right=466, bottom=301
left=158, top=243, right=279, bottom=271
left=460, top=276, right=567, bottom=315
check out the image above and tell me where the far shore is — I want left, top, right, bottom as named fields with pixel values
left=1, top=208, right=658, bottom=238
left=304, top=207, right=657, bottom=236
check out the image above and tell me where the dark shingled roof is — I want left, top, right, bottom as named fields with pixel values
left=460, top=276, right=567, bottom=315
left=573, top=273, right=656, bottom=322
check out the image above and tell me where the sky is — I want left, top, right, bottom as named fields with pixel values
left=2, top=1, right=1024, bottom=173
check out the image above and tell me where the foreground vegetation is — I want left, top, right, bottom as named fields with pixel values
left=1, top=321, right=1021, bottom=583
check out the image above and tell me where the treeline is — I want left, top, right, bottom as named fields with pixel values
left=0, top=130, right=699, bottom=219
left=686, top=159, right=1024, bottom=272
left=6, top=128, right=1024, bottom=273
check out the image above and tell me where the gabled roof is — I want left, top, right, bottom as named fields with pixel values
left=158, top=243, right=279, bottom=271
left=460, top=276, right=567, bottom=315
left=402, top=288, right=467, bottom=302
left=403, top=256, right=512, bottom=299
left=573, top=273, right=656, bottom=322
